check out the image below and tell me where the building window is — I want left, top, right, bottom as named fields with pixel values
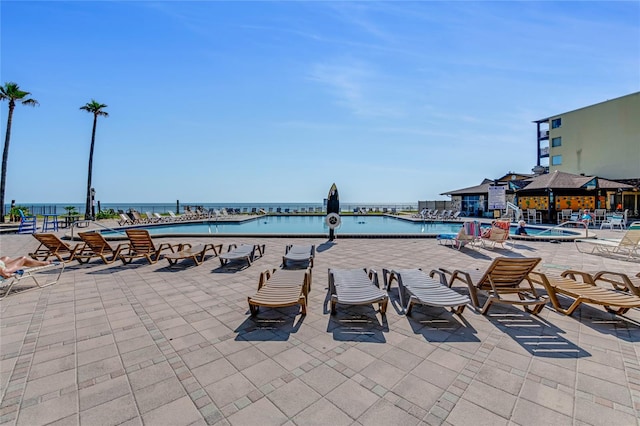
left=551, top=118, right=562, bottom=128
left=551, top=155, right=562, bottom=165
left=551, top=137, right=562, bottom=147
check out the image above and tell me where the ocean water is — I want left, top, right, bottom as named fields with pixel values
left=8, top=202, right=419, bottom=216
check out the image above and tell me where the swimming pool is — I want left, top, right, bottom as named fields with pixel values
left=99, top=215, right=583, bottom=238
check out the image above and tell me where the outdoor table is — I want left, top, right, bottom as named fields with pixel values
left=61, top=214, right=82, bottom=228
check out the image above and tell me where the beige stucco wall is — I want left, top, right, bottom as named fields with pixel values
left=547, top=92, right=640, bottom=179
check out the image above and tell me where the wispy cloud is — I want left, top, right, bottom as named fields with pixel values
left=307, top=60, right=404, bottom=117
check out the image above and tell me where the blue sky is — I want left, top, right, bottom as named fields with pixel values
left=2, top=1, right=638, bottom=204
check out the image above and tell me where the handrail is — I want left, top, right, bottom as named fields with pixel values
left=503, top=202, right=522, bottom=221
left=69, top=220, right=127, bottom=240
left=534, top=221, right=590, bottom=238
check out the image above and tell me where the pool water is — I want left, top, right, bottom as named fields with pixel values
left=102, top=215, right=580, bottom=237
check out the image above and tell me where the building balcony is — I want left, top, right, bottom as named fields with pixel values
left=538, top=130, right=549, bottom=139
left=539, top=146, right=549, bottom=157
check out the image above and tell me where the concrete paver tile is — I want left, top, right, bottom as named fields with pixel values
left=325, top=379, right=380, bottom=419
left=576, top=374, right=632, bottom=406
left=127, top=361, right=175, bottom=391
left=80, top=395, right=140, bottom=425
left=191, top=357, right=238, bottom=387
left=299, top=364, right=348, bottom=396
left=227, top=397, right=288, bottom=426
left=266, top=378, right=321, bottom=417
left=241, top=358, right=288, bottom=388
left=205, top=372, right=257, bottom=408
left=462, top=379, right=518, bottom=419
left=16, top=392, right=78, bottom=426
left=357, top=398, right=421, bottom=425
left=23, top=369, right=76, bottom=400
left=135, top=376, right=187, bottom=414
left=77, top=356, right=124, bottom=383
left=391, top=374, right=443, bottom=409
left=574, top=395, right=638, bottom=425
left=518, top=381, right=574, bottom=416
left=445, top=398, right=509, bottom=426
left=79, top=375, right=131, bottom=411
left=292, top=398, right=353, bottom=426
left=141, top=395, right=202, bottom=425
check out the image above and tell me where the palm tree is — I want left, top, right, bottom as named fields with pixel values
left=80, top=100, right=108, bottom=220
left=0, top=82, right=39, bottom=223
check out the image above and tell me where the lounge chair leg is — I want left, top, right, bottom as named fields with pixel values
left=330, top=300, right=337, bottom=315
left=405, top=301, right=413, bottom=316
left=299, top=297, right=307, bottom=316
left=379, top=299, right=388, bottom=315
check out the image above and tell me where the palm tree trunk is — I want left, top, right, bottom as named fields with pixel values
left=85, top=114, right=97, bottom=220
left=0, top=102, right=15, bottom=223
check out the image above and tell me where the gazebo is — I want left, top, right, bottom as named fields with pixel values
left=514, top=170, right=633, bottom=223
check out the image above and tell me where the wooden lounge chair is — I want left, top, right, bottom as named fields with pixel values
left=76, top=231, right=131, bottom=264
left=382, top=268, right=471, bottom=316
left=328, top=268, right=388, bottom=315
left=29, top=233, right=83, bottom=263
left=219, top=243, right=265, bottom=268
left=120, top=229, right=183, bottom=264
left=248, top=267, right=312, bottom=316
left=591, top=271, right=640, bottom=297
left=574, top=222, right=640, bottom=259
left=164, top=242, right=223, bottom=268
left=1, top=262, right=65, bottom=300
left=282, top=244, right=315, bottom=268
left=480, top=220, right=511, bottom=249
left=528, top=270, right=640, bottom=316
left=441, top=257, right=547, bottom=315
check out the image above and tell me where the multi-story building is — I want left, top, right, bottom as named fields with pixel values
left=534, top=91, right=640, bottom=215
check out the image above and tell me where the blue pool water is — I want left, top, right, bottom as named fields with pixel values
left=101, top=215, right=581, bottom=237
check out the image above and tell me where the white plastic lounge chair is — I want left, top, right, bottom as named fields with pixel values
left=219, top=243, right=265, bottom=268
left=248, top=267, right=312, bottom=316
left=1, top=262, right=65, bottom=300
left=600, top=215, right=625, bottom=230
left=283, top=244, right=315, bottom=268
left=165, top=243, right=223, bottom=267
left=440, top=257, right=547, bottom=315
left=575, top=222, right=640, bottom=259
left=383, top=268, right=470, bottom=316
left=328, top=268, right=388, bottom=315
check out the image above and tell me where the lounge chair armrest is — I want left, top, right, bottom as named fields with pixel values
left=227, top=244, right=238, bottom=252
left=593, top=271, right=636, bottom=292
left=560, top=270, right=596, bottom=285
left=429, top=269, right=449, bottom=286
left=448, top=269, right=472, bottom=286
left=256, top=244, right=266, bottom=256
left=381, top=268, right=393, bottom=290
left=527, top=271, right=548, bottom=286
left=367, top=268, right=381, bottom=288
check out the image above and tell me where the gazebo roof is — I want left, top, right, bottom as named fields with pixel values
left=519, top=170, right=633, bottom=191
left=441, top=170, right=633, bottom=196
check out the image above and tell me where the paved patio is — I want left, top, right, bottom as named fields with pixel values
left=1, top=227, right=639, bottom=425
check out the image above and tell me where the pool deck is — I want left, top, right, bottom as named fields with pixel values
left=1, top=224, right=639, bottom=425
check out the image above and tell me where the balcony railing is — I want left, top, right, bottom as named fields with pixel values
left=538, top=130, right=549, bottom=139
left=539, top=146, right=549, bottom=157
